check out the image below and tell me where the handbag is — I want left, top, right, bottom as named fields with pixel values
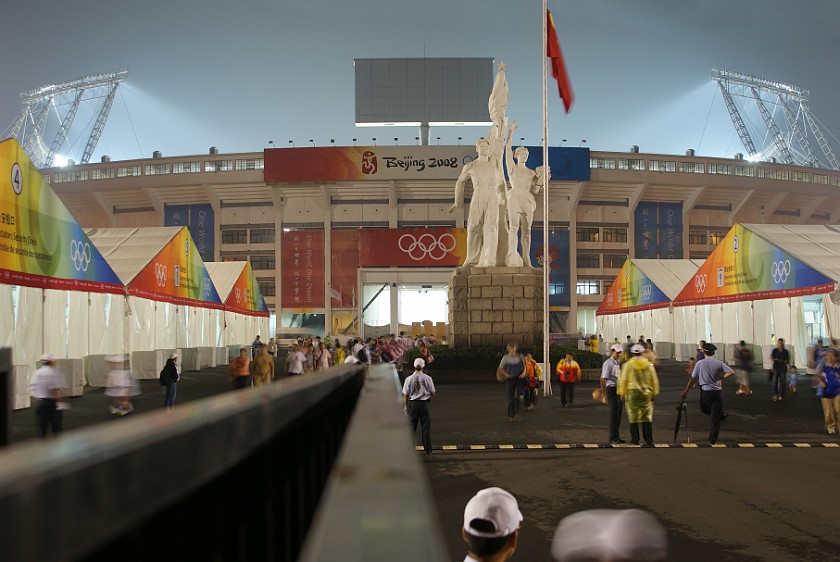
left=496, top=368, right=507, bottom=383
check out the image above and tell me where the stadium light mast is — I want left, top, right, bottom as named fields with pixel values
left=712, top=67, right=839, bottom=170
left=2, top=69, right=128, bottom=168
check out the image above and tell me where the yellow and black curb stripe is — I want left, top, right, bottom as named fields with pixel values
left=416, top=442, right=840, bottom=451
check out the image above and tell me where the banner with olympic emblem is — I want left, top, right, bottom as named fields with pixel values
left=129, top=226, right=223, bottom=308
left=0, top=138, right=123, bottom=293
left=225, top=261, right=269, bottom=317
left=596, top=259, right=671, bottom=316
left=673, top=224, right=834, bottom=307
left=358, top=227, right=467, bottom=267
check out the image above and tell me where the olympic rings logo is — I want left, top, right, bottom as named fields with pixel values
left=771, top=260, right=791, bottom=284
left=641, top=284, right=652, bottom=301
left=69, top=240, right=92, bottom=272
left=695, top=274, right=708, bottom=293
left=398, top=233, right=457, bottom=261
left=235, top=288, right=241, bottom=303
left=154, top=263, right=167, bottom=287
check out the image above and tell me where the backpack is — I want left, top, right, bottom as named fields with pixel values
left=159, top=367, right=170, bottom=386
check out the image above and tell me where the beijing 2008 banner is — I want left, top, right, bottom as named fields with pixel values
left=597, top=259, right=670, bottom=316
left=358, top=228, right=466, bottom=267
left=281, top=230, right=325, bottom=309
left=0, top=138, right=123, bottom=293
left=673, top=224, right=834, bottom=307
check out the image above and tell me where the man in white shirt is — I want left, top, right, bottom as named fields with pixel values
left=402, top=358, right=436, bottom=456
left=30, top=353, right=66, bottom=437
left=461, top=487, right=523, bottom=562
left=286, top=344, right=306, bottom=376
left=600, top=344, right=625, bottom=444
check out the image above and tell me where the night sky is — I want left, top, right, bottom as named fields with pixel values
left=1, top=0, right=838, bottom=163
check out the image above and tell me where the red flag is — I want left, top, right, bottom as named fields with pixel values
left=547, top=9, right=573, bottom=113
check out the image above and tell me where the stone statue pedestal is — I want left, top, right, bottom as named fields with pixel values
left=448, top=267, right=544, bottom=348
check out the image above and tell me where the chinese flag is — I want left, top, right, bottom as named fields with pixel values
left=547, top=9, right=573, bottom=113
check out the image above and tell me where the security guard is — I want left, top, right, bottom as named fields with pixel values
left=30, top=353, right=67, bottom=437
left=403, top=358, right=436, bottom=456
left=681, top=342, right=735, bottom=445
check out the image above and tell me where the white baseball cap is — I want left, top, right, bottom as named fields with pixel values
left=630, top=344, right=646, bottom=354
left=40, top=353, right=57, bottom=362
left=551, top=509, right=667, bottom=561
left=463, top=487, right=523, bottom=538
left=413, top=358, right=426, bottom=369
left=170, top=352, right=178, bottom=359
left=610, top=344, right=623, bottom=353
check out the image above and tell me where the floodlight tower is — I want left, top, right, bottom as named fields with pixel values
left=711, top=67, right=839, bottom=170
left=3, top=69, right=128, bottom=168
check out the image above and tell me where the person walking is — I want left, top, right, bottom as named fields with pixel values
left=556, top=353, right=581, bottom=407
left=618, top=344, right=660, bottom=446
left=159, top=353, right=180, bottom=410
left=681, top=343, right=735, bottom=445
left=30, top=353, right=66, bottom=437
left=522, top=353, right=540, bottom=410
left=734, top=340, right=753, bottom=396
left=817, top=348, right=840, bottom=435
left=251, top=335, right=261, bottom=359
left=600, top=344, right=625, bottom=444
left=771, top=338, right=790, bottom=401
left=229, top=347, right=251, bottom=390
left=286, top=344, right=306, bottom=376
left=267, top=338, right=278, bottom=357
left=498, top=343, right=526, bottom=422
left=461, top=487, right=523, bottom=562
left=252, top=343, right=275, bottom=386
left=315, top=342, right=332, bottom=370
left=403, top=358, right=436, bottom=456
left=105, top=354, right=137, bottom=415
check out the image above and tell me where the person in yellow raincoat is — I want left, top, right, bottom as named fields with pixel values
left=618, top=343, right=660, bottom=446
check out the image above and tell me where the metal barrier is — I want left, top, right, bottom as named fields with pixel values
left=0, top=362, right=448, bottom=561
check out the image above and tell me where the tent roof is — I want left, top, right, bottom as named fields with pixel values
left=86, top=227, right=180, bottom=285
left=745, top=224, right=840, bottom=284
left=629, top=259, right=705, bottom=300
left=205, top=262, right=246, bottom=301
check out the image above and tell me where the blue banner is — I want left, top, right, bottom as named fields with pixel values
left=164, top=204, right=190, bottom=227
left=530, top=228, right=571, bottom=307
left=658, top=202, right=683, bottom=259
left=189, top=204, right=215, bottom=263
left=518, top=146, right=590, bottom=182
left=634, top=202, right=658, bottom=259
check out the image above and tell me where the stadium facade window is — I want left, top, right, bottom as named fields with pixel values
left=221, top=229, right=247, bottom=244
left=734, top=165, right=755, bottom=177
left=648, top=160, right=675, bottom=172
left=117, top=165, right=141, bottom=177
left=251, top=256, right=276, bottom=270
left=603, top=254, right=627, bottom=268
left=618, top=158, right=645, bottom=171
left=688, top=230, right=708, bottom=245
left=831, top=176, right=840, bottom=187
left=52, top=171, right=87, bottom=183
left=144, top=163, right=171, bottom=175
left=709, top=231, right=726, bottom=245
left=603, top=280, right=613, bottom=293
left=250, top=228, right=275, bottom=244
left=91, top=168, right=115, bottom=180
left=813, top=174, right=828, bottom=185
left=590, top=157, right=615, bottom=169
left=576, top=280, right=600, bottom=295
left=205, top=160, right=234, bottom=172
left=549, top=282, right=567, bottom=296
left=708, top=164, right=733, bottom=175
left=602, top=227, right=628, bottom=243
left=678, top=162, right=705, bottom=174
left=791, top=171, right=810, bottom=183
left=172, top=162, right=201, bottom=174
left=235, top=158, right=265, bottom=171
left=576, top=253, right=600, bottom=268
left=576, top=227, right=599, bottom=242
left=257, top=278, right=276, bottom=297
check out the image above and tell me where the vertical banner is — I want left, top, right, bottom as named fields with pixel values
left=658, top=202, right=683, bottom=259
left=164, top=204, right=190, bottom=227
left=634, top=202, right=658, bottom=259
left=331, top=230, right=359, bottom=308
left=531, top=228, right=570, bottom=308
left=189, top=204, right=215, bottom=263
left=281, top=230, right=325, bottom=309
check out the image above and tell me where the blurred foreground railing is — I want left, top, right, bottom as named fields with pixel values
left=0, top=362, right=446, bottom=561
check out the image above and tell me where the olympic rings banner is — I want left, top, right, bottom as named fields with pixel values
left=673, top=224, right=834, bottom=307
left=597, top=259, right=671, bottom=316
left=358, top=227, right=467, bottom=267
left=0, top=139, right=123, bottom=294
left=129, top=226, right=223, bottom=309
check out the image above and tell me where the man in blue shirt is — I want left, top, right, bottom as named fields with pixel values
left=600, top=344, right=624, bottom=444
left=681, top=343, right=734, bottom=445
left=403, top=358, right=436, bottom=456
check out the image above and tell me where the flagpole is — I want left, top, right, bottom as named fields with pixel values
left=542, top=0, right=552, bottom=397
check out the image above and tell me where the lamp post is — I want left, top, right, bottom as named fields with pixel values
left=372, top=137, right=377, bottom=146
left=268, top=140, right=275, bottom=150
left=330, top=139, right=335, bottom=147
left=352, top=138, right=357, bottom=146
left=288, top=140, right=295, bottom=148
left=436, top=137, right=441, bottom=145
left=309, top=139, right=315, bottom=147
left=394, top=137, right=398, bottom=145
left=579, top=139, right=587, bottom=148
left=559, top=139, right=567, bottom=146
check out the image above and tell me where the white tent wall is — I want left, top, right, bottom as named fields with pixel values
left=753, top=300, right=773, bottom=345
left=790, top=297, right=808, bottom=370
left=734, top=301, right=754, bottom=343
left=87, top=293, right=127, bottom=387
left=13, top=286, right=43, bottom=409
left=772, top=298, right=796, bottom=364
left=43, top=290, right=87, bottom=396
left=154, top=302, right=177, bottom=349
left=175, top=305, right=188, bottom=348
left=0, top=285, right=13, bottom=350
left=824, top=294, right=840, bottom=342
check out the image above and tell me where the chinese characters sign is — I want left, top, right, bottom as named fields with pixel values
left=281, top=230, right=325, bottom=309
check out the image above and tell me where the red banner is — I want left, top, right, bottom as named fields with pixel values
left=358, top=228, right=466, bottom=267
left=331, top=230, right=358, bottom=308
left=281, top=230, right=325, bottom=309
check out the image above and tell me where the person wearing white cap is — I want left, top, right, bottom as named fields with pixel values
left=159, top=353, right=180, bottom=411
left=105, top=354, right=136, bottom=415
left=600, top=344, right=625, bottom=444
left=30, top=353, right=67, bottom=437
left=462, top=487, right=523, bottom=562
left=618, top=344, right=660, bottom=446
left=551, top=508, right=667, bottom=561
left=402, top=357, right=436, bottom=456
left=681, top=342, right=734, bottom=445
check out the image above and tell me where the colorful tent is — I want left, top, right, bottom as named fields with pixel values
left=206, top=261, right=271, bottom=347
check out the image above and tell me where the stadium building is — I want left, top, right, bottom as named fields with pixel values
left=44, top=145, right=840, bottom=339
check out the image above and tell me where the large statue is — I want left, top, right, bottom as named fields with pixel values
left=504, top=122, right=545, bottom=267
